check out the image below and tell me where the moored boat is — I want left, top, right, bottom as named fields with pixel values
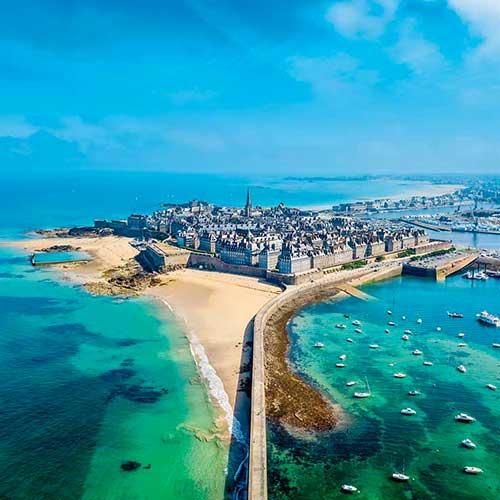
left=458, top=342, right=467, bottom=348
left=423, top=361, right=433, bottom=366
left=404, top=329, right=412, bottom=335
left=314, top=342, right=325, bottom=349
left=354, top=377, right=371, bottom=398
left=388, top=321, right=396, bottom=326
left=391, top=472, right=410, bottom=482
left=347, top=338, right=354, bottom=343
left=408, top=390, right=421, bottom=396
left=486, top=383, right=497, bottom=391
left=416, top=318, right=422, bottom=324
left=341, top=484, right=358, bottom=494
left=412, top=349, right=423, bottom=356
left=476, top=310, right=500, bottom=327
left=402, top=335, right=409, bottom=341
left=455, top=413, right=476, bottom=423
left=336, top=323, right=347, bottom=329
left=458, top=332, right=465, bottom=338
left=352, top=319, right=361, bottom=326
left=355, top=328, right=363, bottom=334
left=448, top=311, right=464, bottom=318
left=463, top=466, right=483, bottom=475
left=461, top=438, right=476, bottom=449
left=346, top=381, right=357, bottom=387
left=400, top=407, right=416, bottom=416
left=457, top=364, right=467, bottom=373
left=394, top=372, right=406, bottom=378
left=369, top=344, right=380, bottom=349
left=336, top=363, right=346, bottom=368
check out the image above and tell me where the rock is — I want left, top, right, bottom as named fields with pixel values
left=121, top=461, right=141, bottom=472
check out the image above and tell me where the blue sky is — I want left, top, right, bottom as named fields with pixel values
left=1, top=0, right=499, bottom=175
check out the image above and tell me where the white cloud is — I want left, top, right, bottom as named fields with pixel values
left=326, top=0, right=399, bottom=39
left=391, top=20, right=444, bottom=74
left=448, top=0, right=500, bottom=59
left=0, top=116, right=39, bottom=138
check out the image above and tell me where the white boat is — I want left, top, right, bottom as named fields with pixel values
left=463, top=271, right=488, bottom=281
left=388, top=321, right=396, bottom=326
left=355, top=328, right=363, bottom=334
left=336, top=323, right=347, bottom=329
left=391, top=472, right=410, bottom=482
left=461, top=438, right=476, bottom=449
left=336, top=363, right=346, bottom=368
left=339, top=354, right=347, bottom=360
left=352, top=320, right=361, bottom=326
left=401, top=407, right=416, bottom=416
left=436, top=326, right=442, bottom=332
left=476, top=311, right=500, bottom=327
left=448, top=312, right=464, bottom=318
left=354, top=377, right=371, bottom=398
left=412, top=349, right=423, bottom=356
left=343, top=313, right=350, bottom=319
left=404, top=329, right=412, bottom=335
left=314, top=342, right=325, bottom=349
left=369, top=344, right=380, bottom=349
left=457, top=364, right=467, bottom=373
left=341, top=484, right=358, bottom=494
left=408, top=390, right=421, bottom=396
left=493, top=343, right=500, bottom=348
left=387, top=310, right=392, bottom=315
left=394, top=372, right=406, bottom=378
left=423, top=361, right=433, bottom=366
left=385, top=329, right=390, bottom=334
left=455, top=413, right=476, bottom=423
left=401, top=315, right=407, bottom=320
left=402, top=335, right=409, bottom=341
left=347, top=338, right=354, bottom=343
left=486, top=383, right=497, bottom=391
left=458, top=343, right=467, bottom=348
left=416, top=318, right=422, bottom=324
left=458, top=333, right=465, bottom=338
left=463, top=466, right=483, bottom=475
left=346, top=381, right=357, bottom=387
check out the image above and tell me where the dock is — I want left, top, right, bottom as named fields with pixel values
left=403, top=252, right=478, bottom=280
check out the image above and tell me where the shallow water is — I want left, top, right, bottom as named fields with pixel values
left=268, top=274, right=500, bottom=500
left=0, top=247, right=227, bottom=499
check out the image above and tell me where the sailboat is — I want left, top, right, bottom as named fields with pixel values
left=354, top=377, right=371, bottom=398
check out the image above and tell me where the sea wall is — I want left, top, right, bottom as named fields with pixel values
left=187, top=253, right=267, bottom=278
left=248, top=263, right=403, bottom=500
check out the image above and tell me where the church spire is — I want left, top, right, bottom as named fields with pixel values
left=245, top=188, right=252, bottom=217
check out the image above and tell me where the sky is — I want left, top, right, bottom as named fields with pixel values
left=1, top=0, right=500, bottom=176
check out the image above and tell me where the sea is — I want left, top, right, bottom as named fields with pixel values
left=0, top=170, right=498, bottom=499
left=268, top=274, right=500, bottom=500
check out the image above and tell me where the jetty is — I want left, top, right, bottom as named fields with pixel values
left=402, top=251, right=478, bottom=280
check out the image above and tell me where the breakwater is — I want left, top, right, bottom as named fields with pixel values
left=248, top=264, right=402, bottom=500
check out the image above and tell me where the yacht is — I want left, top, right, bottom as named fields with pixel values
left=402, top=335, right=409, bottom=341
left=352, top=320, right=361, bottom=326
left=354, top=377, right=371, bottom=398
left=355, top=328, right=363, bottom=334
left=388, top=321, right=396, bottom=326
left=455, top=413, right=476, bottom=423
left=346, top=381, right=357, bottom=387
left=369, top=344, right=380, bottom=349
left=476, top=311, right=500, bottom=327
left=404, top=329, right=412, bottom=335
left=339, top=354, right=347, bottom=361
left=336, top=363, right=346, bottom=368
left=314, top=342, right=325, bottom=349
left=448, top=312, right=464, bottom=318
left=387, top=310, right=392, bottom=315
left=416, top=318, right=423, bottom=324
left=423, top=361, right=433, bottom=366
left=347, top=338, right=354, bottom=343
left=341, top=484, right=358, bottom=494
left=458, top=333, right=465, bottom=338
left=457, top=365, right=467, bottom=373
left=463, top=466, right=483, bottom=475
left=492, top=343, right=500, bottom=348
left=412, top=349, right=423, bottom=356
left=408, top=390, right=421, bottom=396
left=394, top=372, right=406, bottom=378
left=400, top=407, right=416, bottom=416
left=336, top=323, right=347, bottom=329
left=391, top=472, right=410, bottom=482
left=486, top=383, right=497, bottom=391
left=461, top=439, right=476, bottom=449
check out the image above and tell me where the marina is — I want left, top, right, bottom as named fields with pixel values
left=268, top=273, right=500, bottom=499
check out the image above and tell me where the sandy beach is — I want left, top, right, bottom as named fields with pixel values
left=2, top=234, right=281, bottom=437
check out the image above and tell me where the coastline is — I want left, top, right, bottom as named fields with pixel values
left=299, top=182, right=464, bottom=211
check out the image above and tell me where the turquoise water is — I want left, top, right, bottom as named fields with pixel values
left=33, top=250, right=91, bottom=264
left=268, top=274, right=500, bottom=500
left=0, top=246, right=227, bottom=499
